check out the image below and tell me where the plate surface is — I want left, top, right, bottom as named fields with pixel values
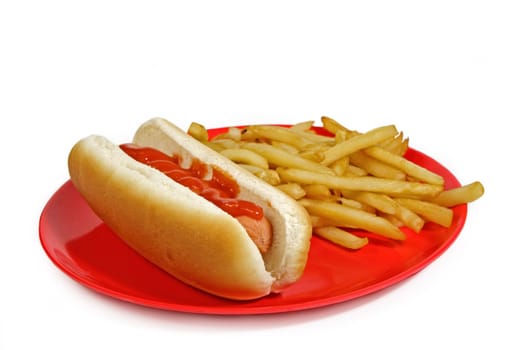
left=39, top=126, right=467, bottom=315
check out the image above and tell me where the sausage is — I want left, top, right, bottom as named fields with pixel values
left=236, top=215, right=273, bottom=253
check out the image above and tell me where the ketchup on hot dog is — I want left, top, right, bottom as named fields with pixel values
left=120, top=144, right=264, bottom=220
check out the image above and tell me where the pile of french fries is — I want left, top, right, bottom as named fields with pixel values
left=188, top=117, right=484, bottom=250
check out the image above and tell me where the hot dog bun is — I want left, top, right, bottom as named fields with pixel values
left=67, top=118, right=312, bottom=300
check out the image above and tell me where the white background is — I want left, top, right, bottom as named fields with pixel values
left=1, top=1, right=523, bottom=349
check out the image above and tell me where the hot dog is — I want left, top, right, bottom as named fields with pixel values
left=67, top=118, right=312, bottom=300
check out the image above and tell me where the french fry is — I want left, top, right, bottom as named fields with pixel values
left=298, top=149, right=325, bottom=163
left=278, top=167, right=443, bottom=198
left=239, top=165, right=281, bottom=185
left=242, top=142, right=335, bottom=175
left=321, top=125, right=399, bottom=166
left=345, top=191, right=398, bottom=215
left=379, top=132, right=408, bottom=156
left=321, top=116, right=355, bottom=136
left=299, top=198, right=406, bottom=240
left=342, top=190, right=424, bottom=232
left=276, top=183, right=306, bottom=200
left=337, top=197, right=376, bottom=214
left=289, top=128, right=335, bottom=144
left=302, top=184, right=333, bottom=199
left=201, top=141, right=226, bottom=153
left=270, top=141, right=300, bottom=155
left=290, top=120, right=315, bottom=131
left=220, top=148, right=270, bottom=169
left=187, top=122, right=209, bottom=142
left=348, top=151, right=406, bottom=180
left=395, top=198, right=453, bottom=228
left=302, top=141, right=332, bottom=153
left=310, top=215, right=356, bottom=228
left=238, top=127, right=259, bottom=142
left=212, top=126, right=243, bottom=141
left=238, top=164, right=264, bottom=174
left=247, top=125, right=314, bottom=149
left=380, top=213, right=405, bottom=227
left=364, top=146, right=444, bottom=185
left=208, top=138, right=240, bottom=150
left=432, top=181, right=485, bottom=207
left=314, top=226, right=369, bottom=250
left=257, top=169, right=281, bottom=185
left=330, top=156, right=350, bottom=176
left=344, top=164, right=368, bottom=177
left=392, top=203, right=425, bottom=233
left=334, top=129, right=347, bottom=143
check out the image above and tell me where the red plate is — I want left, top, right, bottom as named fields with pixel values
left=39, top=126, right=467, bottom=315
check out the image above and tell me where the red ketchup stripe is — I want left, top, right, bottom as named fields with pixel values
left=120, top=144, right=263, bottom=220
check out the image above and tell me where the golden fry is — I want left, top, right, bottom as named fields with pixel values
left=212, top=126, right=243, bottom=141
left=345, top=191, right=398, bottom=215
left=379, top=132, right=408, bottom=156
left=303, top=184, right=333, bottom=199
left=337, top=197, right=376, bottom=213
left=348, top=151, right=406, bottom=180
left=299, top=198, right=406, bottom=240
left=278, top=168, right=443, bottom=198
left=321, top=116, right=355, bottom=136
left=220, top=148, right=269, bottom=169
left=392, top=203, right=425, bottom=233
left=209, top=138, right=240, bottom=150
left=239, top=165, right=281, bottom=185
left=342, top=190, right=424, bottom=232
left=321, top=125, right=399, bottom=166
left=201, top=141, right=226, bottom=153
left=276, top=183, right=306, bottom=200
left=432, top=181, right=485, bottom=207
left=289, top=128, right=335, bottom=144
left=330, top=156, right=350, bottom=176
left=271, top=141, right=300, bottom=154
left=290, top=120, right=315, bottom=131
left=310, top=215, right=355, bottom=228
left=242, top=142, right=334, bottom=174
left=395, top=198, right=453, bottom=228
left=247, top=125, right=314, bottom=149
left=314, top=226, right=369, bottom=250
left=344, top=164, right=368, bottom=177
left=187, top=122, right=209, bottom=142
left=380, top=213, right=405, bottom=227
left=364, top=146, right=444, bottom=185
left=298, top=149, right=325, bottom=163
